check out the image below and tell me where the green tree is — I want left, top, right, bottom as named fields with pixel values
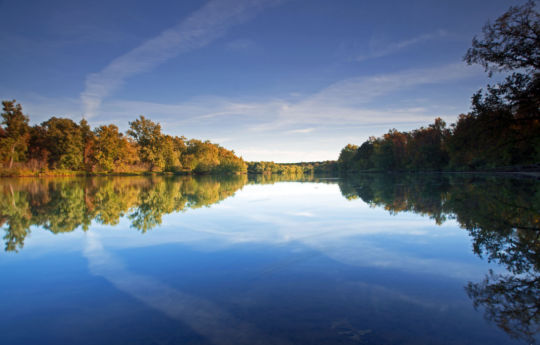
left=185, top=139, right=220, bottom=174
left=407, top=118, right=450, bottom=170
left=465, top=0, right=539, bottom=75
left=366, top=130, right=410, bottom=171
left=28, top=124, right=51, bottom=168
left=0, top=100, right=30, bottom=168
left=128, top=116, right=165, bottom=171
left=215, top=146, right=247, bottom=174
left=337, top=144, right=358, bottom=172
left=462, top=0, right=540, bottom=166
left=162, top=135, right=186, bottom=172
left=355, top=139, right=375, bottom=171
left=446, top=114, right=477, bottom=168
left=80, top=118, right=95, bottom=170
left=93, top=124, right=128, bottom=172
left=40, top=117, right=84, bottom=169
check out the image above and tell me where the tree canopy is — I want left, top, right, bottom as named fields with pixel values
left=0, top=100, right=30, bottom=168
left=464, top=0, right=539, bottom=74
left=0, top=102, right=247, bottom=175
left=338, top=2, right=539, bottom=173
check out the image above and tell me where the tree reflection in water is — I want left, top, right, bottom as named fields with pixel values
left=1, top=173, right=538, bottom=342
left=338, top=173, right=539, bottom=343
left=0, top=173, right=336, bottom=250
left=0, top=175, right=248, bottom=251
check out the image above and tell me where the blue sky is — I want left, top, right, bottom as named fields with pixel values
left=0, top=0, right=520, bottom=162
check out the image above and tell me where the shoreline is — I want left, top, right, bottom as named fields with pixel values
left=1, top=169, right=539, bottom=179
left=0, top=170, right=247, bottom=178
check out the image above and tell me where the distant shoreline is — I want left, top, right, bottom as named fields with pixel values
left=1, top=168, right=539, bottom=179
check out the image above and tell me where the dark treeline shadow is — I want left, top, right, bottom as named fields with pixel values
left=0, top=175, right=251, bottom=252
left=338, top=173, right=540, bottom=343
left=337, top=2, right=540, bottom=174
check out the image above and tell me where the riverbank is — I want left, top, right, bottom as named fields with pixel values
left=0, top=168, right=246, bottom=178
left=2, top=163, right=538, bottom=178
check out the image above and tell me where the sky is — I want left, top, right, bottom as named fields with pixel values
left=0, top=0, right=522, bottom=162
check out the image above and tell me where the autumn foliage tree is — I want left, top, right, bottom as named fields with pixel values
left=93, top=125, right=132, bottom=171
left=0, top=104, right=247, bottom=175
left=460, top=0, right=540, bottom=166
left=39, top=117, right=85, bottom=170
left=0, top=101, right=30, bottom=168
left=339, top=1, right=539, bottom=172
left=128, top=116, right=165, bottom=171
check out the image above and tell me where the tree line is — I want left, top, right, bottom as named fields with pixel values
left=0, top=106, right=247, bottom=176
left=247, top=160, right=337, bottom=175
left=339, top=1, right=540, bottom=173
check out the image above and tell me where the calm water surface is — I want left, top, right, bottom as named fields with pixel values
left=0, top=174, right=538, bottom=344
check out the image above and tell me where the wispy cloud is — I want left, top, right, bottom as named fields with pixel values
left=286, top=127, right=315, bottom=134
left=83, top=182, right=487, bottom=280
left=357, top=30, right=448, bottom=62
left=77, top=62, right=484, bottom=160
left=89, top=62, right=481, bottom=129
left=22, top=61, right=483, bottom=161
left=84, top=233, right=290, bottom=345
left=287, top=211, right=316, bottom=217
left=80, top=0, right=282, bottom=118
left=242, top=62, right=483, bottom=131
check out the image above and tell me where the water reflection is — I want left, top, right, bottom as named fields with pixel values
left=84, top=231, right=287, bottom=345
left=0, top=175, right=247, bottom=251
left=0, top=173, right=538, bottom=343
left=337, top=173, right=540, bottom=343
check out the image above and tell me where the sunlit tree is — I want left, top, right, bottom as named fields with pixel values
left=128, top=115, right=165, bottom=171
left=39, top=117, right=84, bottom=169
left=0, top=100, right=30, bottom=168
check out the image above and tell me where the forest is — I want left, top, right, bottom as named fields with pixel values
left=0, top=100, right=341, bottom=177
left=338, top=1, right=539, bottom=173
left=0, top=108, right=248, bottom=176
left=247, top=160, right=337, bottom=175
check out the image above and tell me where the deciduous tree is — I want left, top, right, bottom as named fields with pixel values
left=0, top=100, right=30, bottom=168
left=128, top=116, right=165, bottom=171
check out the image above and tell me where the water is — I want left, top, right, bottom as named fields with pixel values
left=0, top=174, right=538, bottom=345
